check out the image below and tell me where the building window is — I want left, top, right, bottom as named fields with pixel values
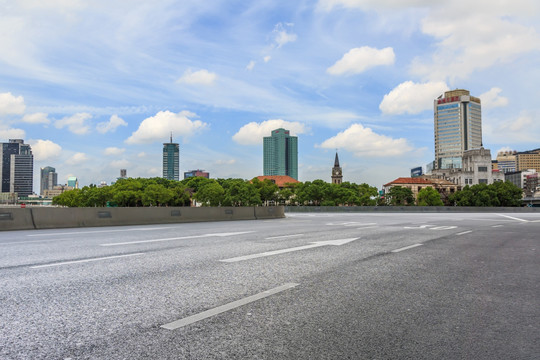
left=478, top=166, right=488, bottom=172
left=479, top=179, right=488, bottom=184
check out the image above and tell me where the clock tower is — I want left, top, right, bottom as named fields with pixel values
left=331, top=152, right=343, bottom=185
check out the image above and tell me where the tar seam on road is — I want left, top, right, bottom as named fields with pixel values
left=30, top=253, right=145, bottom=269
left=457, top=230, right=473, bottom=235
left=265, top=234, right=304, bottom=240
left=391, top=244, right=423, bottom=253
left=161, top=283, right=300, bottom=330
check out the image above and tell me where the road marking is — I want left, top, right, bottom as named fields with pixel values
left=327, top=222, right=376, bottom=227
left=404, top=225, right=435, bottom=229
left=27, top=228, right=163, bottom=237
left=431, top=226, right=458, bottom=230
left=457, top=230, right=472, bottom=235
left=265, top=234, right=304, bottom=240
left=391, top=244, right=423, bottom=253
left=30, top=253, right=144, bottom=269
left=161, top=283, right=299, bottom=330
left=100, top=231, right=254, bottom=246
left=492, top=225, right=504, bottom=228
left=496, top=214, right=528, bottom=222
left=220, top=238, right=359, bottom=263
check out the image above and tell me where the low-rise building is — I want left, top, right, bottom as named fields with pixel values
left=516, top=148, right=540, bottom=171
left=383, top=177, right=458, bottom=204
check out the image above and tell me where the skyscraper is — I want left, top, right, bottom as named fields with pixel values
left=0, top=139, right=33, bottom=197
left=40, top=166, right=58, bottom=195
left=263, top=128, right=298, bottom=180
left=434, top=89, right=482, bottom=170
left=163, top=135, right=180, bottom=181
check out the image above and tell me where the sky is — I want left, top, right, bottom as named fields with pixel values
left=1, top=0, right=539, bottom=191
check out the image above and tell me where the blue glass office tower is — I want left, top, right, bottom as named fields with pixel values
left=263, top=128, right=298, bottom=180
left=163, top=135, right=180, bottom=181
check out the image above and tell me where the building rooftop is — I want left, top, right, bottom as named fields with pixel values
left=383, top=177, right=433, bottom=187
left=254, top=175, right=300, bottom=187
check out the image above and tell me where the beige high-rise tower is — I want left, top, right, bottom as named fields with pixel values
left=434, top=89, right=482, bottom=170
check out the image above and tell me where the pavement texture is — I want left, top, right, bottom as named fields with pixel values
left=0, top=212, right=539, bottom=359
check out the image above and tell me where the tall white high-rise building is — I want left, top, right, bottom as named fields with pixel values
left=434, top=89, right=482, bottom=170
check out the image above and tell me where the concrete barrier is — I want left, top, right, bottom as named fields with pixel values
left=284, top=206, right=540, bottom=213
left=0, top=208, right=35, bottom=231
left=0, top=206, right=286, bottom=231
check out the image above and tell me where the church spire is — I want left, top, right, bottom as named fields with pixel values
left=334, top=151, right=340, bottom=167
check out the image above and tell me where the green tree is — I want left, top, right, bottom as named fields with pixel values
left=141, top=184, right=173, bottom=206
left=387, top=186, right=414, bottom=206
left=221, top=179, right=261, bottom=206
left=491, top=181, right=523, bottom=207
left=251, top=178, right=279, bottom=205
left=357, top=183, right=378, bottom=206
left=417, top=187, right=444, bottom=206
left=195, top=181, right=224, bottom=206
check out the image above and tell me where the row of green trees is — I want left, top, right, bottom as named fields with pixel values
left=52, top=176, right=523, bottom=207
left=385, top=181, right=523, bottom=207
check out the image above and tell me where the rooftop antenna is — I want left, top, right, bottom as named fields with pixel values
left=170, top=132, right=173, bottom=143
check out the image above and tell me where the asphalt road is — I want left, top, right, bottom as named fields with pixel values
left=1, top=212, right=539, bottom=359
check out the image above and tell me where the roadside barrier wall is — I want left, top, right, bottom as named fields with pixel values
left=0, top=206, right=284, bottom=231
left=285, top=206, right=540, bottom=213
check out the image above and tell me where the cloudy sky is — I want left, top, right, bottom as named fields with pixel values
left=1, top=0, right=539, bottom=191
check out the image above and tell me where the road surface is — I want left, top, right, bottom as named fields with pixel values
left=1, top=212, right=539, bottom=359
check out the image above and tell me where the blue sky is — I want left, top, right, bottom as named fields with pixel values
left=1, top=0, right=539, bottom=191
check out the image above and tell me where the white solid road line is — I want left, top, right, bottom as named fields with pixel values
left=457, top=230, right=473, bottom=235
left=496, top=214, right=528, bottom=222
left=391, top=244, right=423, bottom=253
left=492, top=225, right=504, bottom=228
left=30, top=253, right=144, bottom=269
left=265, top=234, right=304, bottom=240
left=220, top=238, right=359, bottom=263
left=100, top=231, right=255, bottom=246
left=161, top=283, right=299, bottom=330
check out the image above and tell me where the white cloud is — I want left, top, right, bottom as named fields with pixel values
left=137, top=152, right=146, bottom=158
left=110, top=159, right=130, bottom=168
left=318, top=123, right=414, bottom=157
left=484, top=111, right=540, bottom=143
left=327, top=46, right=395, bottom=76
left=66, top=152, right=88, bottom=165
left=246, top=60, right=256, bottom=71
left=273, top=23, right=297, bottom=48
left=479, top=87, right=509, bottom=109
left=125, top=110, right=207, bottom=144
left=263, top=56, right=271, bottom=63
left=317, top=0, right=430, bottom=11
left=55, top=113, right=91, bottom=134
left=29, top=139, right=62, bottom=161
left=96, top=114, right=127, bottom=134
left=177, top=69, right=217, bottom=85
left=379, top=81, right=449, bottom=115
left=103, top=147, right=125, bottom=156
left=0, top=92, right=25, bottom=115
left=0, top=128, right=25, bottom=140
left=411, top=2, right=540, bottom=81
left=232, top=119, right=307, bottom=145
left=22, top=112, right=50, bottom=124
left=214, top=159, right=237, bottom=165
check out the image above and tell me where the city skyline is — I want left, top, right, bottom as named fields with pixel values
left=0, top=1, right=539, bottom=192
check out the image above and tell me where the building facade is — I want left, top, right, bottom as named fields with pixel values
left=505, top=169, right=537, bottom=190
left=0, top=139, right=33, bottom=197
left=40, top=166, right=58, bottom=195
left=184, top=169, right=210, bottom=179
left=434, top=89, right=482, bottom=170
left=516, top=148, right=540, bottom=171
left=163, top=136, right=180, bottom=181
left=495, top=150, right=517, bottom=173
left=67, top=176, right=79, bottom=189
left=383, top=177, right=458, bottom=204
left=430, top=148, right=504, bottom=187
left=263, top=128, right=298, bottom=180
left=331, top=152, right=342, bottom=185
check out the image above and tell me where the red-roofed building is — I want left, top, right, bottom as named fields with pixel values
left=253, top=175, right=300, bottom=188
left=383, top=177, right=458, bottom=204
